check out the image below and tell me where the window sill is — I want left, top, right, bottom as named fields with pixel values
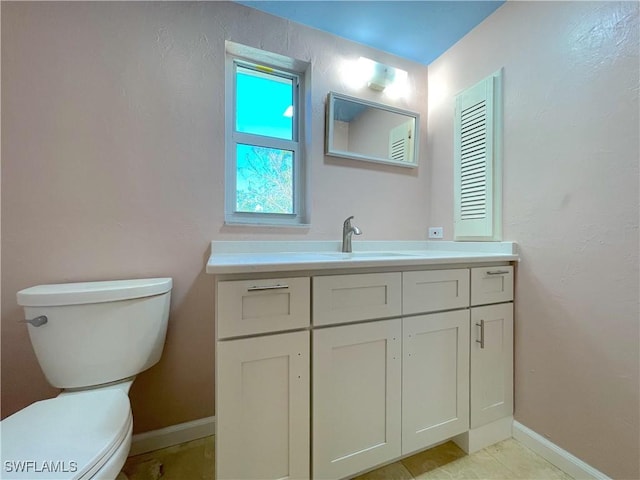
left=224, top=220, right=311, bottom=229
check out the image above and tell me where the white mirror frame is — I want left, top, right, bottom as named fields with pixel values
left=325, top=92, right=420, bottom=168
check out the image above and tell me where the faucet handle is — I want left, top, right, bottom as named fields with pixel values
left=343, top=215, right=355, bottom=227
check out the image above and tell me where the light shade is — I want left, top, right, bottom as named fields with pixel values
left=364, top=57, right=403, bottom=91
left=343, top=57, right=409, bottom=97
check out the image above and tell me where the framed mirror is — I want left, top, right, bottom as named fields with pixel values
left=325, top=92, right=420, bottom=168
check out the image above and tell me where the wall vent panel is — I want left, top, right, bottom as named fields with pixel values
left=453, top=70, right=503, bottom=240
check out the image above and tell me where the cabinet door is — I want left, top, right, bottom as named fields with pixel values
left=403, top=310, right=470, bottom=455
left=470, top=303, right=513, bottom=428
left=313, top=319, right=402, bottom=479
left=217, top=331, right=310, bottom=480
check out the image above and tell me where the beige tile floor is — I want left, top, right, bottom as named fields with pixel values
left=123, top=436, right=214, bottom=480
left=122, top=436, right=573, bottom=480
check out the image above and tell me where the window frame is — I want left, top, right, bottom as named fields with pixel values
left=225, top=50, right=308, bottom=226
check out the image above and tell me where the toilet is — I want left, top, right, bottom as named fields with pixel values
left=0, top=278, right=172, bottom=480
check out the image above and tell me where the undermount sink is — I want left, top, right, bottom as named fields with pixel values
left=319, top=252, right=417, bottom=259
left=219, top=252, right=419, bottom=264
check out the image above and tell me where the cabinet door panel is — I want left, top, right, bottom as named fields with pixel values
left=217, top=277, right=310, bottom=338
left=470, top=303, right=513, bottom=428
left=313, top=319, right=401, bottom=479
left=217, top=331, right=309, bottom=480
left=403, top=311, right=470, bottom=454
left=470, top=266, right=513, bottom=306
left=403, top=269, right=470, bottom=315
left=313, top=273, right=401, bottom=326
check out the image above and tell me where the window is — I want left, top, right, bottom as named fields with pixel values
left=225, top=43, right=308, bottom=226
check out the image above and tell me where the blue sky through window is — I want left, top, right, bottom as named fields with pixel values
left=236, top=66, right=294, bottom=140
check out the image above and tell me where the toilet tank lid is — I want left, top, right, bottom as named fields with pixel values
left=17, top=278, right=173, bottom=307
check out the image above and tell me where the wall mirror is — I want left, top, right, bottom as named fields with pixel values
left=325, top=92, right=419, bottom=168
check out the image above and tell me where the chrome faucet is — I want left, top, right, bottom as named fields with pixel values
left=342, top=216, right=362, bottom=253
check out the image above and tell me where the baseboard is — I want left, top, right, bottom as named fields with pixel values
left=127, top=416, right=609, bottom=479
left=129, top=416, right=216, bottom=456
left=512, top=421, right=610, bottom=480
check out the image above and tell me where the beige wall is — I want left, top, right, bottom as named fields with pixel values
left=3, top=2, right=639, bottom=478
left=1, top=2, right=429, bottom=433
left=427, top=2, right=639, bottom=478
left=348, top=108, right=413, bottom=162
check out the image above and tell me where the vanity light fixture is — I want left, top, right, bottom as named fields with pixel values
left=342, top=56, right=409, bottom=98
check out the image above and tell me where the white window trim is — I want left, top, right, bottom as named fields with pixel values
left=224, top=43, right=309, bottom=227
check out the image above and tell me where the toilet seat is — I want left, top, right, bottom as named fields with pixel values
left=1, top=390, right=132, bottom=480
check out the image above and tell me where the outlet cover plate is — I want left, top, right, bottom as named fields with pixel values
left=429, top=227, right=444, bottom=239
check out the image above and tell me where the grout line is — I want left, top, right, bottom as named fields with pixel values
left=481, top=438, right=575, bottom=480
left=479, top=441, right=529, bottom=479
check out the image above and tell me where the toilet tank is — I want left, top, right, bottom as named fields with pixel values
left=16, top=278, right=172, bottom=389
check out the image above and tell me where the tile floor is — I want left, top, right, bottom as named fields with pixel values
left=122, top=436, right=573, bottom=480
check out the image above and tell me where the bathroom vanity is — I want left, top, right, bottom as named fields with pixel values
left=207, top=241, right=518, bottom=480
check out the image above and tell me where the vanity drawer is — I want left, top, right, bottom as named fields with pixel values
left=403, top=269, right=470, bottom=315
left=313, top=273, right=401, bottom=326
left=217, top=277, right=310, bottom=338
left=470, top=266, right=513, bottom=306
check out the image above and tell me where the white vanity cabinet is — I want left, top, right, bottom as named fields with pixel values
left=213, top=257, right=516, bottom=480
left=402, top=269, right=470, bottom=314
left=312, top=272, right=401, bottom=326
left=312, top=273, right=402, bottom=479
left=216, top=277, right=311, bottom=480
left=470, top=303, right=513, bottom=428
left=312, top=269, right=473, bottom=478
left=312, top=319, right=402, bottom=480
left=400, top=269, right=472, bottom=455
left=402, top=310, right=470, bottom=454
left=217, top=331, right=310, bottom=480
left=216, top=276, right=310, bottom=338
left=469, top=267, right=514, bottom=430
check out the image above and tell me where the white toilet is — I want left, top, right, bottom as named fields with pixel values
left=0, top=278, right=172, bottom=480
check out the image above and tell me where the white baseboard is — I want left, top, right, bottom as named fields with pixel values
left=127, top=416, right=610, bottom=480
left=129, top=416, right=216, bottom=456
left=512, top=421, right=610, bottom=480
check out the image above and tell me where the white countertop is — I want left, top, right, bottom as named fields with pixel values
left=206, top=241, right=519, bottom=274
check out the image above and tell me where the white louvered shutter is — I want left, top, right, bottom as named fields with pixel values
left=454, top=70, right=502, bottom=240
left=388, top=120, right=415, bottom=163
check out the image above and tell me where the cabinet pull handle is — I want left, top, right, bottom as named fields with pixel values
left=486, top=270, right=510, bottom=275
left=247, top=284, right=289, bottom=292
left=475, top=320, right=485, bottom=349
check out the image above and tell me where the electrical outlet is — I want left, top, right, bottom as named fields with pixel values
left=428, top=227, right=443, bottom=239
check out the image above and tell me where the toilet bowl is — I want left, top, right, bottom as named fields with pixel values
left=1, top=390, right=132, bottom=480
left=0, top=278, right=172, bottom=480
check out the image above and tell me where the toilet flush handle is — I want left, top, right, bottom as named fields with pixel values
left=20, top=315, right=48, bottom=327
